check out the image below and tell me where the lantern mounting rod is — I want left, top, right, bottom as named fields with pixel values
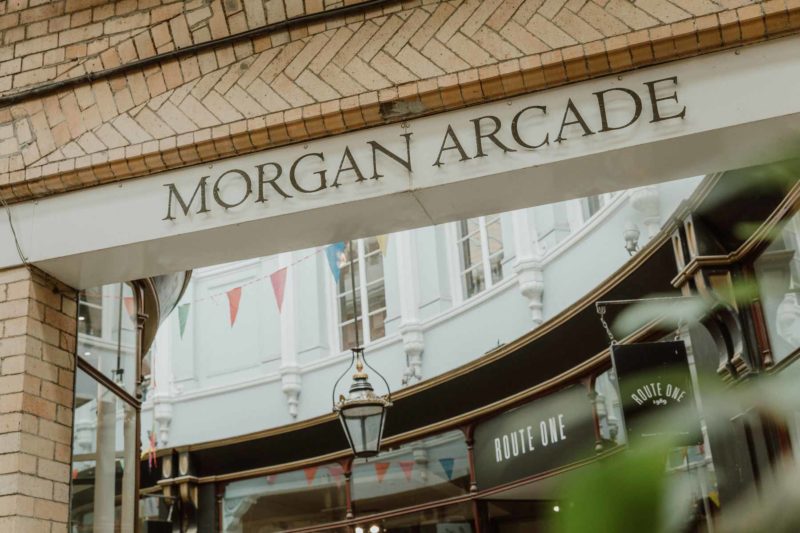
left=594, top=295, right=695, bottom=313
left=595, top=295, right=697, bottom=344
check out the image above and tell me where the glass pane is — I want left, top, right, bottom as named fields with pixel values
left=366, top=280, right=385, bottom=312
left=364, top=236, right=381, bottom=254
left=582, top=195, right=602, bottom=219
left=71, top=368, right=137, bottom=533
left=365, top=252, right=384, bottom=284
left=352, top=430, right=470, bottom=515
left=463, top=267, right=485, bottom=298
left=339, top=291, right=362, bottom=323
left=222, top=463, right=347, bottom=532
left=354, top=502, right=474, bottom=532
left=341, top=320, right=364, bottom=351
left=754, top=211, right=800, bottom=363
left=78, top=303, right=103, bottom=338
left=80, top=288, right=103, bottom=307
left=78, top=283, right=138, bottom=395
left=337, top=258, right=360, bottom=296
left=369, top=309, right=386, bottom=341
left=486, top=218, right=503, bottom=255
left=344, top=411, right=384, bottom=454
left=460, top=235, right=483, bottom=273
left=458, top=219, right=479, bottom=239
left=489, top=252, right=504, bottom=285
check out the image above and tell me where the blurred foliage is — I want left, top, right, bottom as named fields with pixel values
left=548, top=345, right=800, bottom=533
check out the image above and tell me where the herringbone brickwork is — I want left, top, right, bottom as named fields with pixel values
left=0, top=0, right=798, bottom=201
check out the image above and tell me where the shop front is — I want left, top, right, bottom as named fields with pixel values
left=137, top=165, right=799, bottom=532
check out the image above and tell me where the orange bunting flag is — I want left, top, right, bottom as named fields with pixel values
left=226, top=287, right=242, bottom=326
left=398, top=461, right=414, bottom=482
left=270, top=267, right=288, bottom=312
left=123, top=296, right=136, bottom=318
left=304, top=466, right=318, bottom=486
left=374, top=462, right=391, bottom=483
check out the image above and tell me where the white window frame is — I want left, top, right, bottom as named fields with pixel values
left=78, top=286, right=107, bottom=341
left=453, top=215, right=505, bottom=300
left=336, top=238, right=387, bottom=351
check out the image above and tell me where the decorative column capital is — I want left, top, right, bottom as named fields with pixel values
left=280, top=365, right=302, bottom=418
left=400, top=322, right=424, bottom=386
left=514, top=258, right=544, bottom=326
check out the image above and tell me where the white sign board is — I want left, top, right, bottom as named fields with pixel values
left=1, top=35, right=798, bottom=287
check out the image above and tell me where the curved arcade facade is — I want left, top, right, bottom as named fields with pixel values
left=0, top=1, right=797, bottom=532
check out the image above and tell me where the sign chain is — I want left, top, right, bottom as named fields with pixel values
left=597, top=305, right=617, bottom=345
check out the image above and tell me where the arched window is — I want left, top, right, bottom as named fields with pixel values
left=456, top=215, right=504, bottom=299
left=338, top=237, right=387, bottom=350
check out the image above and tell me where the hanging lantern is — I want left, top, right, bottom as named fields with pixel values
left=334, top=348, right=392, bottom=457
left=332, top=241, right=392, bottom=458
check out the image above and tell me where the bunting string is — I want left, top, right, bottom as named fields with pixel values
left=80, top=236, right=390, bottom=332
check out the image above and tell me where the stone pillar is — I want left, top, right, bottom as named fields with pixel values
left=0, top=265, right=78, bottom=533
left=396, top=231, right=425, bottom=385
left=511, top=209, right=545, bottom=325
left=278, top=252, right=301, bottom=418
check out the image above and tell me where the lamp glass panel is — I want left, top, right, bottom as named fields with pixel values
left=342, top=407, right=384, bottom=455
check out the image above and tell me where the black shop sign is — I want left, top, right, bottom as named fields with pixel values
left=611, top=341, right=703, bottom=446
left=473, top=385, right=597, bottom=490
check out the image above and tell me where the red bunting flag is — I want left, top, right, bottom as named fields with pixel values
left=226, top=287, right=242, bottom=326
left=304, top=466, right=318, bottom=486
left=270, top=267, right=288, bottom=312
left=123, top=296, right=136, bottom=318
left=326, top=464, right=344, bottom=487
left=374, top=462, right=391, bottom=483
left=398, top=461, right=414, bottom=482
left=148, top=430, right=157, bottom=470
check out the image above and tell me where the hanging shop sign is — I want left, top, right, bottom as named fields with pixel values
left=611, top=341, right=703, bottom=446
left=473, top=385, right=597, bottom=490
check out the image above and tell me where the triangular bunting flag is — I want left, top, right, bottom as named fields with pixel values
left=374, top=462, right=391, bottom=483
left=325, top=242, right=347, bottom=282
left=326, top=464, right=344, bottom=487
left=439, top=458, right=455, bottom=481
left=376, top=234, right=389, bottom=257
left=398, top=461, right=414, bottom=482
left=304, top=466, right=318, bottom=486
left=226, top=287, right=242, bottom=326
left=270, top=267, right=288, bottom=312
left=123, top=296, right=136, bottom=318
left=178, top=303, right=190, bottom=338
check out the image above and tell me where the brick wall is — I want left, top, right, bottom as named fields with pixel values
left=0, top=265, right=77, bottom=533
left=0, top=0, right=798, bottom=202
left=0, top=0, right=376, bottom=95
